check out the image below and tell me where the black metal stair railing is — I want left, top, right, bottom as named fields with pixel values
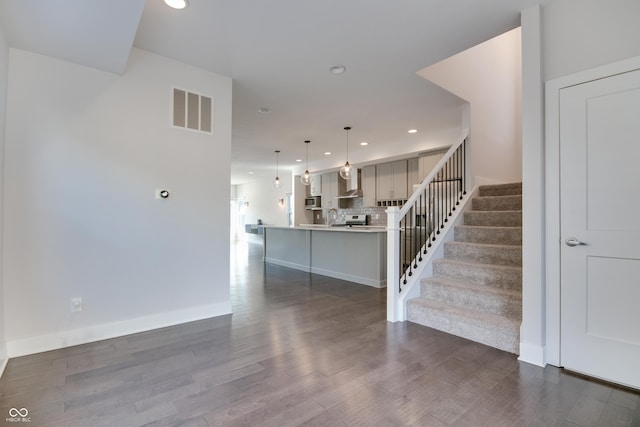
left=398, top=137, right=468, bottom=293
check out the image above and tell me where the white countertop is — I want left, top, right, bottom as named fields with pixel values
left=265, top=224, right=387, bottom=233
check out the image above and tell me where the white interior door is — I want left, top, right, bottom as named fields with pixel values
left=560, top=68, right=640, bottom=389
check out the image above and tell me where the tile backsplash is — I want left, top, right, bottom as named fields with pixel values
left=314, top=198, right=387, bottom=226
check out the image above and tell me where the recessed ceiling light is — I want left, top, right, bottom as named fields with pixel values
left=257, top=107, right=271, bottom=114
left=296, top=159, right=302, bottom=162
left=324, top=152, right=331, bottom=155
left=248, top=171, right=254, bottom=175
left=329, top=65, right=346, bottom=75
left=164, top=0, right=189, bottom=9
left=408, top=129, right=418, bottom=134
left=360, top=141, right=368, bottom=146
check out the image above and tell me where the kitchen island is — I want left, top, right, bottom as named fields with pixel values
left=263, top=225, right=387, bottom=288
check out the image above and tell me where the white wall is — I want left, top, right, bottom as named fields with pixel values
left=3, top=48, right=232, bottom=357
left=418, top=28, right=523, bottom=185
left=0, top=22, right=8, bottom=372
left=520, top=5, right=545, bottom=367
left=542, top=0, right=640, bottom=81
left=519, top=0, right=640, bottom=367
left=236, top=173, right=292, bottom=227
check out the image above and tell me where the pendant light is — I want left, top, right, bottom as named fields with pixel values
left=339, top=126, right=353, bottom=180
left=301, top=140, right=312, bottom=186
left=273, top=150, right=281, bottom=189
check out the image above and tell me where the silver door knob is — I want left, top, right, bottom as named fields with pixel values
left=565, top=237, right=587, bottom=247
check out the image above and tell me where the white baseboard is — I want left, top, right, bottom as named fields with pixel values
left=265, top=258, right=385, bottom=288
left=6, top=302, right=232, bottom=358
left=518, top=342, right=546, bottom=367
left=310, top=267, right=385, bottom=288
left=0, top=345, right=8, bottom=378
left=264, top=258, right=311, bottom=272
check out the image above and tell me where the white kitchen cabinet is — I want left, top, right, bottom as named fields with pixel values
left=309, top=174, right=322, bottom=196
left=362, top=165, right=376, bottom=207
left=376, top=162, right=393, bottom=201
left=376, top=160, right=407, bottom=200
left=394, top=160, right=408, bottom=199
left=322, top=172, right=344, bottom=209
left=418, top=151, right=445, bottom=182
left=408, top=158, right=419, bottom=188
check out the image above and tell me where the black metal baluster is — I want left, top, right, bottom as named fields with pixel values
left=408, top=212, right=411, bottom=273
left=422, top=188, right=427, bottom=254
left=416, top=195, right=424, bottom=262
left=412, top=205, right=417, bottom=269
left=399, top=226, right=404, bottom=289
left=434, top=171, right=442, bottom=234
left=458, top=147, right=462, bottom=202
left=436, top=170, right=441, bottom=233
left=462, top=139, right=467, bottom=196
left=445, top=160, right=450, bottom=221
left=453, top=150, right=458, bottom=210
left=405, top=215, right=411, bottom=278
left=429, top=182, right=434, bottom=246
left=400, top=217, right=405, bottom=286
left=450, top=159, right=453, bottom=214
left=434, top=175, right=438, bottom=236
left=448, top=161, right=451, bottom=216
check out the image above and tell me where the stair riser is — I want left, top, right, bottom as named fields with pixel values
left=464, top=211, right=522, bottom=227
left=444, top=242, right=522, bottom=267
left=421, top=280, right=521, bottom=318
left=478, top=183, right=522, bottom=197
left=472, top=196, right=522, bottom=211
left=454, top=226, right=522, bottom=245
left=406, top=302, right=519, bottom=354
left=433, top=260, right=522, bottom=290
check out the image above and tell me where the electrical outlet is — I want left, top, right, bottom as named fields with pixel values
left=70, top=297, right=82, bottom=312
left=316, top=214, right=320, bottom=219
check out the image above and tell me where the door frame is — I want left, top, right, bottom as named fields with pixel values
left=544, top=55, right=640, bottom=366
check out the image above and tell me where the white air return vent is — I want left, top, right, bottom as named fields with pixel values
left=172, top=88, right=213, bottom=134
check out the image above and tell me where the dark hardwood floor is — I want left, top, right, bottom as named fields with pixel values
left=1, top=240, right=639, bottom=426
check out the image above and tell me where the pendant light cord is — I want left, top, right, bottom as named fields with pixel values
left=344, top=126, right=351, bottom=164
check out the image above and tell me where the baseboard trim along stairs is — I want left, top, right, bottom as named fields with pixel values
left=407, top=182, right=522, bottom=354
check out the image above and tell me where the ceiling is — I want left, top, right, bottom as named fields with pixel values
left=0, top=0, right=550, bottom=185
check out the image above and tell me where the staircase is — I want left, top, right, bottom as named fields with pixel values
left=406, top=182, right=522, bottom=354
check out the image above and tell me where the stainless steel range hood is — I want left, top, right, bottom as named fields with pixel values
left=337, top=168, right=362, bottom=198
left=337, top=188, right=362, bottom=198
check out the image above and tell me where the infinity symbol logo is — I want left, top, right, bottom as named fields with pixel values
left=8, top=408, right=28, bottom=417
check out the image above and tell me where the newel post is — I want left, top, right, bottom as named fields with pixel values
left=386, top=206, right=401, bottom=322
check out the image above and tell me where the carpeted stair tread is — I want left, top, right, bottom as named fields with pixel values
left=472, top=195, right=522, bottom=211
left=444, top=241, right=522, bottom=267
left=406, top=298, right=520, bottom=354
left=454, top=225, right=522, bottom=245
left=421, top=277, right=522, bottom=318
left=464, top=210, right=522, bottom=227
left=478, top=182, right=522, bottom=197
left=433, top=258, right=522, bottom=290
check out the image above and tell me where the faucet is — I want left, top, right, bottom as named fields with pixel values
left=326, top=208, right=338, bottom=226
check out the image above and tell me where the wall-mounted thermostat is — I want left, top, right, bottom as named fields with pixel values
left=155, top=189, right=171, bottom=199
